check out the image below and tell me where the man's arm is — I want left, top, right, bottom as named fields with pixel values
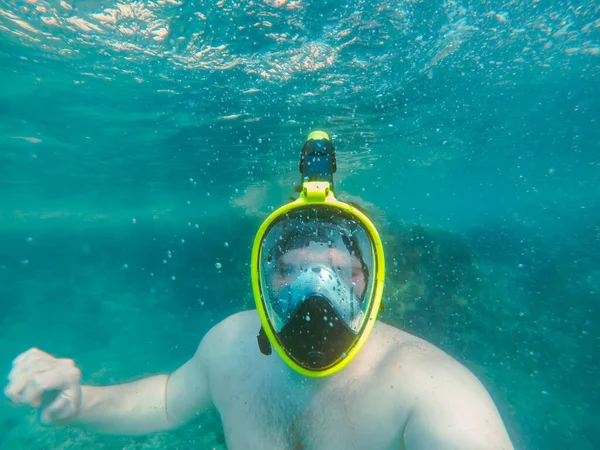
left=69, top=375, right=170, bottom=435
left=71, top=331, right=213, bottom=435
left=402, top=351, right=514, bottom=450
left=5, top=329, right=215, bottom=436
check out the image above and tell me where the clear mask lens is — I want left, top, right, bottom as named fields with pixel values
left=259, top=206, right=375, bottom=333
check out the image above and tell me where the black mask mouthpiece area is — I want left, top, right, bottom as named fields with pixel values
left=277, top=295, right=358, bottom=370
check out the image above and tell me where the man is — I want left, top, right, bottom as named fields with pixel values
left=4, top=132, right=514, bottom=449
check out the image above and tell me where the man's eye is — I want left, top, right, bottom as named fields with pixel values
left=279, top=264, right=294, bottom=276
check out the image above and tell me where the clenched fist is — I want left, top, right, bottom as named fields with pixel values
left=4, top=348, right=82, bottom=425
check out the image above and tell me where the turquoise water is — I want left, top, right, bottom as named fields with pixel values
left=0, top=0, right=599, bottom=448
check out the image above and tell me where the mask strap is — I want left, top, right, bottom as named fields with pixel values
left=257, top=326, right=272, bottom=356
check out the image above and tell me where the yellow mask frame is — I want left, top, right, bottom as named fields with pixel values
left=251, top=180, right=385, bottom=377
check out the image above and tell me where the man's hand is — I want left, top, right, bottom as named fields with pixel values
left=4, top=348, right=82, bottom=425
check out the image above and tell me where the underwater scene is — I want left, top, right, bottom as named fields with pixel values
left=0, top=0, right=598, bottom=448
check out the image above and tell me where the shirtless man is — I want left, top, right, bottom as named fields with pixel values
left=4, top=133, right=514, bottom=449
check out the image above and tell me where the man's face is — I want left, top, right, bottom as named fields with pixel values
left=270, top=241, right=366, bottom=297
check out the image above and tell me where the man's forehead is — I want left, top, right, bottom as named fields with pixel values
left=279, top=246, right=359, bottom=265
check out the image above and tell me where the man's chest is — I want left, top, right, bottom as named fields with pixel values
left=209, top=351, right=406, bottom=450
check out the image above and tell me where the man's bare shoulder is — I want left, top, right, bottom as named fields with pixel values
left=210, top=309, right=259, bottom=332
left=371, top=320, right=453, bottom=364
left=372, top=322, right=513, bottom=449
left=373, top=321, right=479, bottom=389
left=199, top=310, right=260, bottom=355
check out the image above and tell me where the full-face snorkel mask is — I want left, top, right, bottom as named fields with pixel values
left=251, top=131, right=385, bottom=377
